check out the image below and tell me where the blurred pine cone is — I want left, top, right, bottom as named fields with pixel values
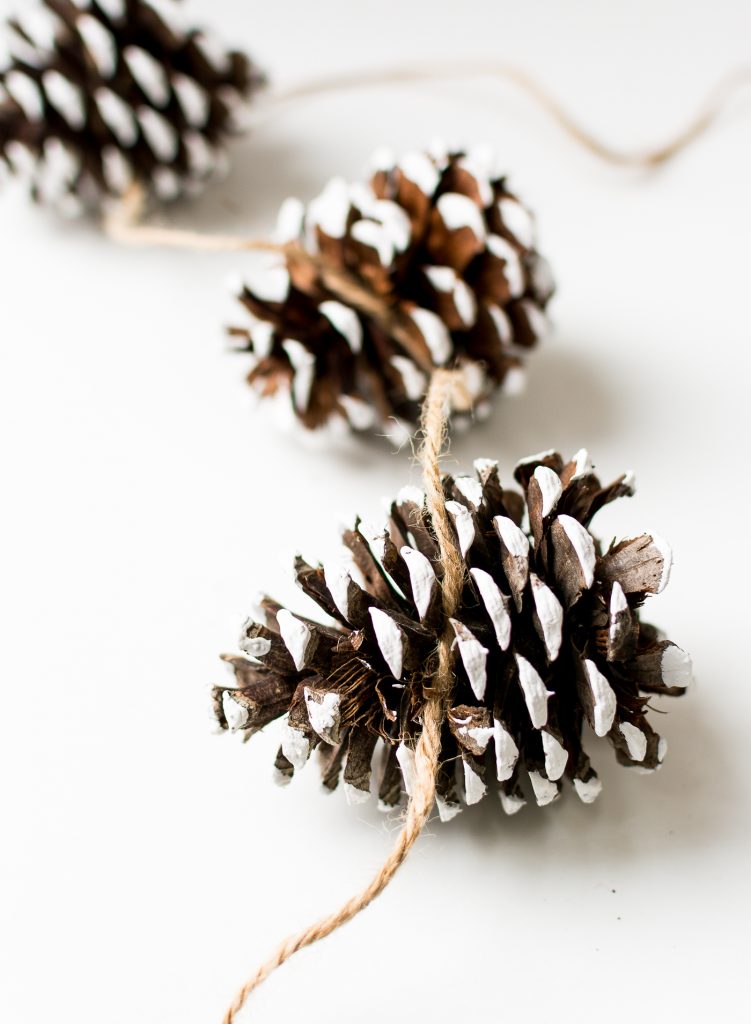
left=0, top=0, right=263, bottom=213
left=214, top=450, right=691, bottom=818
left=231, top=144, right=553, bottom=442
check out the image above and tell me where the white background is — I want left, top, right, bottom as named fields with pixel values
left=1, top=1, right=750, bottom=1021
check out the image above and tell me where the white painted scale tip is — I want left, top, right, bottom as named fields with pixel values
left=222, top=691, right=248, bottom=732
left=662, top=644, right=693, bottom=689
left=344, top=783, right=371, bottom=806
left=515, top=655, right=552, bottom=729
left=369, top=607, right=404, bottom=680
left=515, top=449, right=557, bottom=469
left=400, top=546, right=436, bottom=620
left=573, top=775, right=602, bottom=804
left=396, top=742, right=416, bottom=797
left=650, top=533, right=673, bottom=593
left=499, top=791, right=526, bottom=816
left=445, top=500, right=475, bottom=557
left=280, top=723, right=310, bottom=770
left=303, top=688, right=341, bottom=745
left=541, top=731, right=568, bottom=781
left=584, top=659, right=617, bottom=737
left=436, top=796, right=462, bottom=823
left=558, top=515, right=596, bottom=589
left=462, top=761, right=487, bottom=805
left=528, top=771, right=559, bottom=806
left=619, top=722, right=647, bottom=762
left=533, top=465, right=563, bottom=517
left=276, top=609, right=311, bottom=671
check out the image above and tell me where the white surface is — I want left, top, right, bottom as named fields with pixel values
left=1, top=1, right=750, bottom=1022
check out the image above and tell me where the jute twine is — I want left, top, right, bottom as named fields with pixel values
left=219, top=369, right=466, bottom=1024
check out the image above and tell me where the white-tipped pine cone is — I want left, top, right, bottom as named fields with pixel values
left=215, top=450, right=691, bottom=819
left=0, top=0, right=263, bottom=213
left=231, top=144, right=553, bottom=441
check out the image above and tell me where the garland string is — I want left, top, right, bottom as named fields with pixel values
left=220, top=369, right=466, bottom=1024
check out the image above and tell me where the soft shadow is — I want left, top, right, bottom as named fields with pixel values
left=451, top=335, right=622, bottom=470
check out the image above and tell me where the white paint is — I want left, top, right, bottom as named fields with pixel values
left=408, top=306, right=452, bottom=365
left=194, top=29, right=232, bottom=74
left=243, top=260, right=290, bottom=303
left=152, top=167, right=180, bottom=201
left=470, top=568, right=511, bottom=650
left=42, top=71, right=85, bottom=130
left=35, top=140, right=76, bottom=203
left=399, top=151, right=440, bottom=195
left=5, top=71, right=44, bottom=121
left=570, top=448, right=593, bottom=479
left=454, top=476, right=484, bottom=509
left=15, top=5, right=62, bottom=54
left=222, top=691, right=248, bottom=732
left=584, top=659, right=617, bottom=736
left=390, top=356, right=427, bottom=401
left=487, top=304, right=512, bottom=346
left=371, top=198, right=412, bottom=250
left=436, top=796, right=462, bottom=823
left=458, top=360, right=486, bottom=401
left=124, top=46, right=170, bottom=106
left=368, top=145, right=395, bottom=172
left=533, top=465, right=562, bottom=517
left=319, top=300, right=362, bottom=352
left=276, top=609, right=312, bottom=670
left=78, top=14, right=117, bottom=78
left=396, top=742, right=416, bottom=796
left=4, top=142, right=36, bottom=176
left=323, top=559, right=352, bottom=621
left=238, top=629, right=271, bottom=659
left=445, top=500, right=475, bottom=557
left=501, top=367, right=527, bottom=396
left=102, top=147, right=132, bottom=194
left=458, top=147, right=494, bottom=205
left=658, top=737, right=668, bottom=762
left=437, top=192, right=487, bottom=241
left=532, top=253, right=555, bottom=299
left=303, top=688, right=341, bottom=745
left=463, top=760, right=487, bottom=805
left=137, top=106, right=179, bottom=162
left=558, top=515, right=596, bottom=588
left=183, top=131, right=215, bottom=178
left=498, top=197, right=536, bottom=248
left=574, top=775, right=602, bottom=804
left=530, top=574, right=563, bottom=661
left=281, top=723, right=310, bottom=770
left=350, top=219, right=394, bottom=266
left=529, top=770, right=559, bottom=806
left=522, top=299, right=551, bottom=341
left=493, top=719, right=519, bottom=781
left=609, top=580, right=628, bottom=629
left=95, top=87, right=138, bottom=146
left=424, top=265, right=476, bottom=325
left=308, top=176, right=350, bottom=238
left=397, top=485, right=425, bottom=508
left=487, top=234, right=524, bottom=297
left=619, top=722, right=647, bottom=762
left=369, top=607, right=405, bottom=680
left=344, top=782, right=370, bottom=805
left=541, top=731, right=568, bottom=780
left=494, top=515, right=530, bottom=560
left=339, top=395, right=376, bottom=431
left=95, top=0, right=127, bottom=22
left=400, top=546, right=436, bottom=620
left=515, top=449, right=557, bottom=470
left=499, top=790, right=526, bottom=815
left=171, top=73, right=210, bottom=128
left=273, top=197, right=304, bottom=244
left=281, top=339, right=316, bottom=412
left=650, top=533, right=673, bottom=593
left=455, top=720, right=494, bottom=754
left=661, top=644, right=693, bottom=689
left=450, top=619, right=488, bottom=700
left=515, top=655, right=552, bottom=728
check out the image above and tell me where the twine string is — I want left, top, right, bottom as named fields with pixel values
left=265, top=61, right=751, bottom=169
left=220, top=369, right=465, bottom=1024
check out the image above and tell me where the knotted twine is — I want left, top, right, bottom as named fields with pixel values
left=220, top=368, right=468, bottom=1024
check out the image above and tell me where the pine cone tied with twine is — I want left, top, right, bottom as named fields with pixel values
left=231, top=145, right=553, bottom=442
left=215, top=450, right=692, bottom=818
left=0, top=0, right=263, bottom=213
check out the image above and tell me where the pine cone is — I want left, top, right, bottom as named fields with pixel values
left=0, top=0, right=263, bottom=213
left=231, top=144, right=553, bottom=442
left=214, top=450, right=691, bottom=818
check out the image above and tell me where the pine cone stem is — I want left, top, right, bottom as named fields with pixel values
left=221, top=371, right=463, bottom=1023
